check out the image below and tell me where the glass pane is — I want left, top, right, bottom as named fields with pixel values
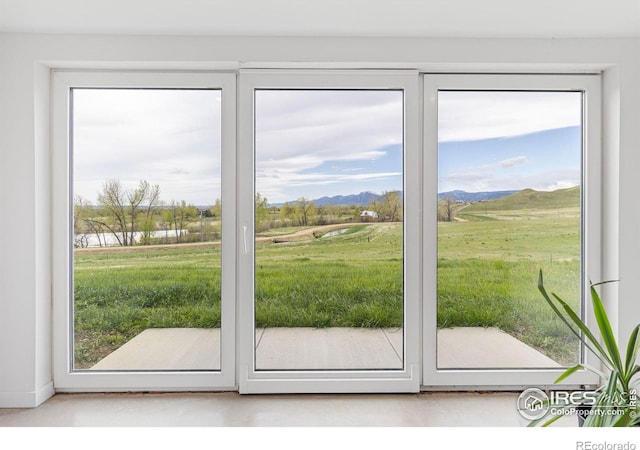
left=437, top=90, right=582, bottom=369
left=254, top=89, right=404, bottom=370
left=72, top=88, right=222, bottom=371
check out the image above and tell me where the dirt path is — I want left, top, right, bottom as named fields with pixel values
left=255, top=223, right=363, bottom=243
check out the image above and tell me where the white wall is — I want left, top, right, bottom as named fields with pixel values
left=0, top=33, right=638, bottom=407
left=0, top=33, right=43, bottom=407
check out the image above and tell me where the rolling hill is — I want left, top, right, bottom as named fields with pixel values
left=460, top=186, right=580, bottom=213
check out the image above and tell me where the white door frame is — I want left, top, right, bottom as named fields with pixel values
left=237, top=70, right=422, bottom=393
left=422, top=73, right=602, bottom=389
left=50, top=69, right=604, bottom=393
left=51, top=71, right=237, bottom=391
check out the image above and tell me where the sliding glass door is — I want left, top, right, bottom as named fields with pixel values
left=423, top=74, right=601, bottom=388
left=53, top=72, right=236, bottom=390
left=52, top=70, right=603, bottom=393
left=238, top=71, right=421, bottom=393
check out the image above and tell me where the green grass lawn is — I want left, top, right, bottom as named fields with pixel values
left=74, top=199, right=582, bottom=368
left=438, top=205, right=581, bottom=365
left=73, top=246, right=222, bottom=368
left=255, top=224, right=403, bottom=328
left=73, top=223, right=403, bottom=367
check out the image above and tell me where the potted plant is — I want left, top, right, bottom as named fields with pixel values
left=532, top=270, right=640, bottom=426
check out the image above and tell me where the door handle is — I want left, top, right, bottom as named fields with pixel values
left=242, top=224, right=248, bottom=255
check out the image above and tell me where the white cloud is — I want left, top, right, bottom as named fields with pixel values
left=73, top=89, right=222, bottom=205
left=498, top=156, right=530, bottom=168
left=255, top=89, right=404, bottom=202
left=73, top=87, right=582, bottom=203
left=438, top=91, right=582, bottom=142
left=255, top=90, right=403, bottom=165
left=440, top=168, right=579, bottom=193
left=476, top=156, right=530, bottom=171
left=258, top=167, right=402, bottom=204
left=445, top=156, right=531, bottom=191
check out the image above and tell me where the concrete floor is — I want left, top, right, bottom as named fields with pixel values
left=90, top=327, right=560, bottom=371
left=0, top=327, right=574, bottom=429
left=0, top=391, right=577, bottom=427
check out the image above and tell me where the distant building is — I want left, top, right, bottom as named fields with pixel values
left=359, top=210, right=378, bottom=220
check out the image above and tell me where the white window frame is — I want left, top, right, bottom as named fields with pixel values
left=49, top=69, right=605, bottom=394
left=51, top=71, right=237, bottom=391
left=422, top=73, right=602, bottom=389
left=237, top=70, right=421, bottom=393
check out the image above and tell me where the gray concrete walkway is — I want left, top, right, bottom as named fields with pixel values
left=256, top=327, right=403, bottom=369
left=90, top=326, right=560, bottom=371
left=91, top=328, right=221, bottom=370
left=438, top=327, right=560, bottom=368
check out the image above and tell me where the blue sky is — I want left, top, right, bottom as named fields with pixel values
left=255, top=89, right=404, bottom=204
left=72, top=88, right=582, bottom=206
left=438, top=126, right=581, bottom=193
left=438, top=90, right=582, bottom=193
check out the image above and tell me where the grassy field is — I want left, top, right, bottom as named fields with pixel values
left=73, top=245, right=223, bottom=368
left=438, top=188, right=581, bottom=365
left=255, top=224, right=403, bottom=328
left=437, top=214, right=581, bottom=365
left=73, top=223, right=403, bottom=367
left=74, top=188, right=582, bottom=368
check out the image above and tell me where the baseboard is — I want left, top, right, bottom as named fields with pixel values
left=0, top=381, right=54, bottom=408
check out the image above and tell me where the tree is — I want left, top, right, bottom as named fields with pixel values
left=139, top=181, right=160, bottom=244
left=170, top=200, right=188, bottom=243
left=294, top=197, right=316, bottom=226
left=280, top=203, right=294, bottom=226
left=209, top=198, right=221, bottom=219
left=74, top=195, right=110, bottom=248
left=373, top=191, right=403, bottom=222
left=255, top=192, right=269, bottom=231
left=437, top=196, right=456, bottom=222
left=157, top=201, right=171, bottom=244
left=73, top=195, right=92, bottom=248
left=97, top=179, right=160, bottom=246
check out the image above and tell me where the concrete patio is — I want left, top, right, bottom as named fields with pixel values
left=90, top=326, right=560, bottom=371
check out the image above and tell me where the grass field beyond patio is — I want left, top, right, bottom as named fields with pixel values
left=74, top=205, right=581, bottom=368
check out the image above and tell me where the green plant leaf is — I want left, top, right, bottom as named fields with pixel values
left=537, top=412, right=566, bottom=427
left=527, top=401, right=566, bottom=427
left=538, top=271, right=612, bottom=368
left=628, top=365, right=640, bottom=381
left=591, top=280, right=619, bottom=288
left=552, top=292, right=613, bottom=369
left=590, top=284, right=623, bottom=374
left=586, top=374, right=619, bottom=427
left=582, top=364, right=609, bottom=380
left=537, top=271, right=583, bottom=345
left=612, top=407, right=636, bottom=427
left=624, top=325, right=640, bottom=379
left=538, top=271, right=640, bottom=427
left=555, top=364, right=584, bottom=383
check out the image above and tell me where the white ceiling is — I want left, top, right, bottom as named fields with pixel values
left=0, top=0, right=639, bottom=38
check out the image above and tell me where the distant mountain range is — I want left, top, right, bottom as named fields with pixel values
left=271, top=192, right=384, bottom=207
left=313, top=192, right=387, bottom=206
left=272, top=189, right=521, bottom=207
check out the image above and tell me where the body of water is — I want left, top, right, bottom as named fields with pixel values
left=75, top=230, right=188, bottom=247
